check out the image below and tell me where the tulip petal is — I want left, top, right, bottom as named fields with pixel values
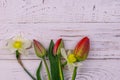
left=33, top=39, right=46, bottom=58
left=53, top=38, right=64, bottom=56
left=74, top=37, right=90, bottom=61
left=53, top=39, right=62, bottom=55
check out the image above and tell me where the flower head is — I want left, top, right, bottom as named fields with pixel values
left=67, top=53, right=77, bottom=63
left=6, top=35, right=32, bottom=55
left=61, top=37, right=90, bottom=71
left=33, top=39, right=46, bottom=58
left=53, top=38, right=64, bottom=56
left=61, top=48, right=82, bottom=71
left=74, top=37, right=90, bottom=61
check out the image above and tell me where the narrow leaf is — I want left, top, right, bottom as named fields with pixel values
left=36, top=61, right=42, bottom=80
left=48, top=40, right=60, bottom=80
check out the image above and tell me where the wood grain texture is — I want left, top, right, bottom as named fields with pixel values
left=0, top=23, right=120, bottom=60
left=0, top=0, right=120, bottom=80
left=0, top=0, right=120, bottom=23
left=0, top=60, right=120, bottom=80
left=0, top=23, right=120, bottom=80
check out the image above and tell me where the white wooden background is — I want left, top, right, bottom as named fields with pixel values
left=0, top=0, right=120, bottom=80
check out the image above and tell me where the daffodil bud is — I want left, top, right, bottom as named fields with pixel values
left=53, top=38, right=64, bottom=56
left=74, top=37, right=90, bottom=61
left=33, top=39, right=46, bottom=58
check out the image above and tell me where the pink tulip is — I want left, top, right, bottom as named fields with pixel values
left=33, top=39, right=46, bottom=58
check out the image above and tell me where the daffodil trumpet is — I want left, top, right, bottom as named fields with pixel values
left=33, top=39, right=51, bottom=80
left=61, top=48, right=82, bottom=72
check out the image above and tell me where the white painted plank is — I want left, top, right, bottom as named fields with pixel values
left=0, top=0, right=120, bottom=23
left=0, top=60, right=120, bottom=80
left=0, top=0, right=119, bottom=80
left=0, top=23, right=120, bottom=59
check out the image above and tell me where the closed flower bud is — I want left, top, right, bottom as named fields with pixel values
left=53, top=38, right=64, bottom=56
left=33, top=39, right=46, bottom=58
left=74, top=37, right=90, bottom=61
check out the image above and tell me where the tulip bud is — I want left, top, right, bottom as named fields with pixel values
left=53, top=38, right=64, bottom=56
left=74, top=37, right=90, bottom=61
left=33, top=39, right=46, bottom=58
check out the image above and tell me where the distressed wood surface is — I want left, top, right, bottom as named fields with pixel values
left=0, top=23, right=120, bottom=80
left=0, top=0, right=120, bottom=23
left=0, top=23, right=120, bottom=59
left=0, top=60, right=120, bottom=80
left=0, top=0, right=120, bottom=80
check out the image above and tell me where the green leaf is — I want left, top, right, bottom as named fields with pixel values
left=58, top=58, right=64, bottom=80
left=36, top=61, right=42, bottom=80
left=48, top=40, right=60, bottom=80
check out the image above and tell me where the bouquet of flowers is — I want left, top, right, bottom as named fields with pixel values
left=5, top=35, right=90, bottom=80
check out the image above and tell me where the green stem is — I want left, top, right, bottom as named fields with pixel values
left=58, top=58, right=64, bottom=80
left=43, top=57, right=51, bottom=80
left=72, top=67, right=78, bottom=80
left=22, top=65, right=36, bottom=80
left=16, top=50, right=36, bottom=80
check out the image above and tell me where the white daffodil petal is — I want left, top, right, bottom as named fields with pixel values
left=67, top=63, right=75, bottom=72
left=9, top=48, right=17, bottom=53
left=73, top=62, right=82, bottom=67
left=61, top=48, right=67, bottom=60
left=23, top=40, right=32, bottom=49
left=14, top=35, right=23, bottom=41
left=76, top=62, right=83, bottom=66
left=67, top=50, right=72, bottom=55
left=19, top=48, right=29, bottom=56
left=7, top=40, right=17, bottom=53
left=7, top=41, right=14, bottom=48
left=4, top=35, right=31, bottom=55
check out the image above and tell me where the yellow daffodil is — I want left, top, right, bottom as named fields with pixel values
left=61, top=48, right=82, bottom=71
left=6, top=35, right=32, bottom=55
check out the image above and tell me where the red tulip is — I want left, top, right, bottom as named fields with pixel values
left=33, top=39, right=46, bottom=58
left=53, top=38, right=64, bottom=56
left=74, top=37, right=90, bottom=61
